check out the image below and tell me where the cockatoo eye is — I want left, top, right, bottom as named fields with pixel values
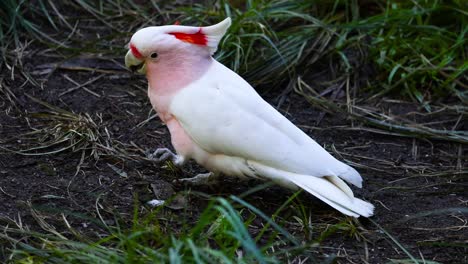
left=150, top=52, right=158, bottom=59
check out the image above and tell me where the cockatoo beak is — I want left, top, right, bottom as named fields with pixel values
left=125, top=50, right=146, bottom=74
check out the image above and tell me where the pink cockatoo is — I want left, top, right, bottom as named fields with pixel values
left=125, top=18, right=374, bottom=217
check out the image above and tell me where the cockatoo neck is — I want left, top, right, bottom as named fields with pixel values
left=146, top=48, right=213, bottom=122
left=146, top=49, right=212, bottom=95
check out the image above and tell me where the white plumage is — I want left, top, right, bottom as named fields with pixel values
left=170, top=60, right=374, bottom=217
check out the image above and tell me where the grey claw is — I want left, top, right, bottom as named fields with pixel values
left=174, top=172, right=218, bottom=186
left=147, top=148, right=186, bottom=167
left=147, top=148, right=176, bottom=163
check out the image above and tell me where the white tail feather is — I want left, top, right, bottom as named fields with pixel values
left=290, top=174, right=374, bottom=217
left=325, top=175, right=354, bottom=198
left=337, top=165, right=363, bottom=188
left=247, top=161, right=374, bottom=217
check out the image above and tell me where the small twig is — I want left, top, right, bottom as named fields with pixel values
left=0, top=187, right=15, bottom=198
left=61, top=74, right=104, bottom=97
left=135, top=113, right=158, bottom=129
left=375, top=200, right=391, bottom=211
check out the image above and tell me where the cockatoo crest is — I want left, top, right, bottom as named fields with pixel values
left=169, top=18, right=231, bottom=54
left=129, top=18, right=231, bottom=59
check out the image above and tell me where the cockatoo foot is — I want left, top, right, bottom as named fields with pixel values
left=174, top=172, right=218, bottom=186
left=147, top=148, right=185, bottom=166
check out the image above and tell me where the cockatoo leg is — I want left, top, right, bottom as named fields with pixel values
left=147, top=147, right=185, bottom=166
left=175, top=172, right=219, bottom=186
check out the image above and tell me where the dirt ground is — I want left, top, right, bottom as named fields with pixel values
left=0, top=44, right=467, bottom=264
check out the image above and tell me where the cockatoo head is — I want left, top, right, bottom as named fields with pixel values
left=125, top=18, right=231, bottom=74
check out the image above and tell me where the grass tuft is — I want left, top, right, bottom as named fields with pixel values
left=0, top=195, right=321, bottom=263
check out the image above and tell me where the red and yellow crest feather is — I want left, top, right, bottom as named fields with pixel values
left=169, top=28, right=207, bottom=46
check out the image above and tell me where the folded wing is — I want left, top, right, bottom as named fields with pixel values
left=170, top=61, right=363, bottom=187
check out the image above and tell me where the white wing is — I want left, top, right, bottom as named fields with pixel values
left=170, top=60, right=362, bottom=187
